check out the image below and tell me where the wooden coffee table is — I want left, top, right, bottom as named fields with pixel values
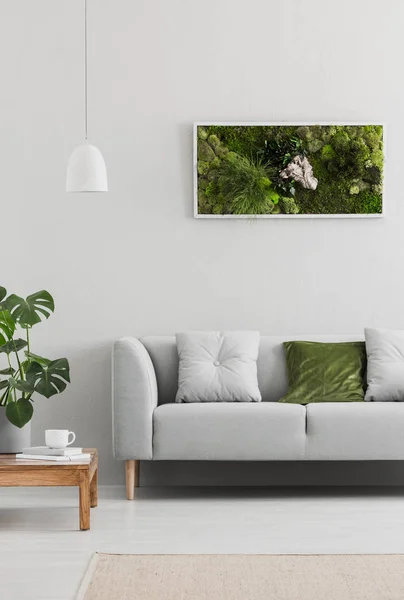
left=0, top=448, right=98, bottom=530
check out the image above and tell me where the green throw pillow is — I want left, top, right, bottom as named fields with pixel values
left=279, top=341, right=366, bottom=404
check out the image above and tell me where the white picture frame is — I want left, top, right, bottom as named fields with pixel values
left=193, top=122, right=385, bottom=219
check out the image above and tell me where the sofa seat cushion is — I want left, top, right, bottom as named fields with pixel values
left=307, top=403, right=404, bottom=460
left=153, top=403, right=306, bottom=460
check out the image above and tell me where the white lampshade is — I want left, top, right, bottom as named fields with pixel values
left=66, top=143, right=108, bottom=192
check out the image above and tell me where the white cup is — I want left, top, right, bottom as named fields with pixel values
left=45, top=429, right=76, bottom=449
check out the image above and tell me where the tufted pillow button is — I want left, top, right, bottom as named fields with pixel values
left=213, top=360, right=220, bottom=367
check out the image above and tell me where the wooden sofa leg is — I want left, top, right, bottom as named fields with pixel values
left=126, top=460, right=140, bottom=500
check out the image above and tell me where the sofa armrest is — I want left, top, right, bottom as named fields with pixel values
left=112, top=337, right=158, bottom=460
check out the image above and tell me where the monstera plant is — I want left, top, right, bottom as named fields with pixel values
left=0, top=286, right=70, bottom=428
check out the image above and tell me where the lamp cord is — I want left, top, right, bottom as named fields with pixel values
left=84, top=0, right=88, bottom=140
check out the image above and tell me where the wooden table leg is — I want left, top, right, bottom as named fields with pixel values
left=90, top=466, right=98, bottom=508
left=79, top=472, right=90, bottom=530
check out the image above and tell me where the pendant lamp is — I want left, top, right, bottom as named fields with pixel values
left=66, top=0, right=108, bottom=192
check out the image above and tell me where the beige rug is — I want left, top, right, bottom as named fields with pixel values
left=76, top=553, right=404, bottom=600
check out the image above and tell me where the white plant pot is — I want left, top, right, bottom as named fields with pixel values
left=0, top=409, right=31, bottom=453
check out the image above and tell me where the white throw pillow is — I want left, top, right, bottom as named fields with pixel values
left=175, top=331, right=262, bottom=403
left=365, top=327, right=404, bottom=401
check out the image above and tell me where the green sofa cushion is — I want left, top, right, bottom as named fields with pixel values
left=279, top=341, right=366, bottom=404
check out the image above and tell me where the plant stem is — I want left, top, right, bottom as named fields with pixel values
left=24, top=327, right=32, bottom=402
left=12, top=341, right=25, bottom=400
left=13, top=342, right=23, bottom=380
left=6, top=353, right=17, bottom=403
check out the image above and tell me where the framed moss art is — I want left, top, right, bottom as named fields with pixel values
left=194, top=123, right=384, bottom=218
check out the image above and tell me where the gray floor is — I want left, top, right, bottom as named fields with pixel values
left=1, top=486, right=404, bottom=600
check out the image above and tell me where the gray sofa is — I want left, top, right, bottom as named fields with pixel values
left=112, top=335, right=404, bottom=499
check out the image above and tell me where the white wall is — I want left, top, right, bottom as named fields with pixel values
left=1, top=0, right=403, bottom=484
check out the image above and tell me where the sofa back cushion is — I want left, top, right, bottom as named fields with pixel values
left=141, top=334, right=362, bottom=405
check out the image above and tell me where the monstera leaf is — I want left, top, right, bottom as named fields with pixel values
left=6, top=291, right=55, bottom=327
left=0, top=375, right=14, bottom=405
left=0, top=367, right=14, bottom=375
left=25, top=352, right=50, bottom=365
left=0, top=378, right=31, bottom=410
left=0, top=286, right=6, bottom=307
left=0, top=387, right=11, bottom=406
left=0, top=309, right=15, bottom=345
left=7, top=377, right=34, bottom=394
left=26, top=358, right=70, bottom=398
left=0, top=338, right=28, bottom=355
left=0, top=287, right=14, bottom=344
left=6, top=398, right=33, bottom=428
